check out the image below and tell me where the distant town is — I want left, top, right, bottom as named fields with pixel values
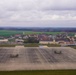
left=0, top=27, right=76, bottom=47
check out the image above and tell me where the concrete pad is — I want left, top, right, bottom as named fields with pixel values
left=0, top=47, right=76, bottom=71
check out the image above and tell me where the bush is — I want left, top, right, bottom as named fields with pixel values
left=24, top=37, right=39, bottom=43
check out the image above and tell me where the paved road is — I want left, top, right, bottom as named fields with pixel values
left=0, top=46, right=76, bottom=71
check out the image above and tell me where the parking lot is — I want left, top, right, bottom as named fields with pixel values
left=0, top=46, right=76, bottom=70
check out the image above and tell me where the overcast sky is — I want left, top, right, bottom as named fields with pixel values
left=0, top=0, right=76, bottom=27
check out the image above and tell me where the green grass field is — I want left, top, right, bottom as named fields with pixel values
left=24, top=43, right=61, bottom=47
left=0, top=70, right=76, bottom=75
left=24, top=43, right=39, bottom=47
left=0, top=30, right=23, bottom=37
left=0, top=30, right=63, bottom=37
left=0, top=30, right=75, bottom=37
left=47, top=44, right=61, bottom=47
left=67, top=46, right=76, bottom=49
left=0, top=45, right=16, bottom=47
left=23, top=31, right=63, bottom=35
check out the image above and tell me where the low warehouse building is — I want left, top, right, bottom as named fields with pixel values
left=0, top=39, right=8, bottom=42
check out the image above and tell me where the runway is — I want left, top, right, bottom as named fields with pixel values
left=0, top=46, right=76, bottom=71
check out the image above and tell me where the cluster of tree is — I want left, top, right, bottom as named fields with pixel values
left=24, top=37, right=39, bottom=43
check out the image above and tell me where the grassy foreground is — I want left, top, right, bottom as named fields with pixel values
left=0, top=45, right=16, bottom=47
left=67, top=46, right=76, bottom=49
left=24, top=43, right=39, bottom=47
left=24, top=43, right=61, bottom=47
left=47, top=44, right=61, bottom=47
left=0, top=70, right=76, bottom=75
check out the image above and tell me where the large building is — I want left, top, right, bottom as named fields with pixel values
left=0, top=39, right=8, bottom=42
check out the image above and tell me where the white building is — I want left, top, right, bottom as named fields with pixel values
left=0, top=39, right=8, bottom=42
left=74, top=33, right=76, bottom=37
left=39, top=40, right=58, bottom=44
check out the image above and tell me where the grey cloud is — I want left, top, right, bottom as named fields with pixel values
left=0, top=0, right=76, bottom=27
left=40, top=0, right=76, bottom=10
left=1, top=0, right=76, bottom=11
